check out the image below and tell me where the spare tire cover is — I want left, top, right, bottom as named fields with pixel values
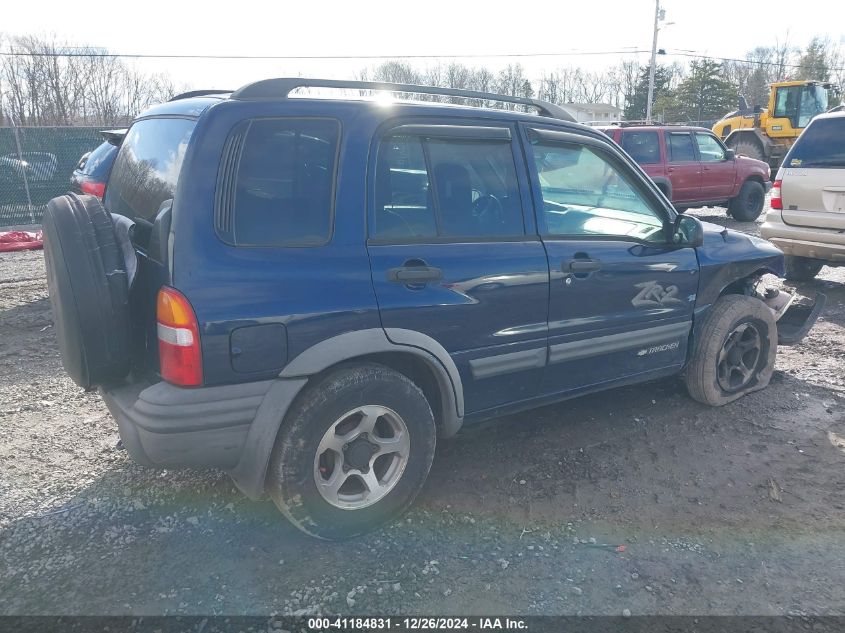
left=42, top=193, right=131, bottom=389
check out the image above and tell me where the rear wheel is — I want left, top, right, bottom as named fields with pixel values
left=784, top=256, right=824, bottom=281
left=728, top=180, right=766, bottom=222
left=267, top=363, right=437, bottom=540
left=685, top=295, right=777, bottom=406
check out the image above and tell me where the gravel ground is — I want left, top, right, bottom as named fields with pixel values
left=1, top=205, right=844, bottom=617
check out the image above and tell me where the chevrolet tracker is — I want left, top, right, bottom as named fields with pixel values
left=42, top=79, right=824, bottom=539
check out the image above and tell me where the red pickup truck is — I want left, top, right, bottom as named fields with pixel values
left=600, top=125, right=771, bottom=221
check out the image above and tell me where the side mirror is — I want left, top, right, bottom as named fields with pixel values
left=725, top=149, right=736, bottom=161
left=672, top=214, right=704, bottom=248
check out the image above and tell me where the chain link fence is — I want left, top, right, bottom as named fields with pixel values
left=0, top=127, right=107, bottom=227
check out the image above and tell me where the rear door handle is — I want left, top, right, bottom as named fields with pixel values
left=388, top=265, right=443, bottom=283
left=562, top=259, right=602, bottom=273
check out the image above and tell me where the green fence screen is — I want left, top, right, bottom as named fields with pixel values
left=0, top=127, right=107, bottom=227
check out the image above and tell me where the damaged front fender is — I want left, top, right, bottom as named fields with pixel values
left=695, top=222, right=785, bottom=310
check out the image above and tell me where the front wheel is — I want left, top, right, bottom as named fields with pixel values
left=728, top=180, right=766, bottom=222
left=267, top=363, right=436, bottom=540
left=684, top=295, right=777, bottom=406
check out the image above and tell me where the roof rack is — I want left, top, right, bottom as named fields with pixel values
left=230, top=78, right=576, bottom=122
left=169, top=89, right=233, bottom=102
left=592, top=120, right=651, bottom=127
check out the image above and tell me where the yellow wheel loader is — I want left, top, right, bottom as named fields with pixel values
left=713, top=81, right=838, bottom=171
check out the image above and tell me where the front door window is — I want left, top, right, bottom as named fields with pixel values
left=532, top=141, right=666, bottom=242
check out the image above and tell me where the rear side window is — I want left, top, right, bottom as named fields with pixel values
left=373, top=134, right=525, bottom=240
left=786, top=118, right=845, bottom=168
left=667, top=133, right=696, bottom=162
left=81, top=141, right=118, bottom=179
left=621, top=131, right=660, bottom=164
left=220, top=118, right=340, bottom=247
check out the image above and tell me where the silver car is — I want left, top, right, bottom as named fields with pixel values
left=761, top=110, right=845, bottom=280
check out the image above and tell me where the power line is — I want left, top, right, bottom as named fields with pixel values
left=664, top=50, right=845, bottom=73
left=2, top=46, right=842, bottom=74
left=0, top=49, right=650, bottom=60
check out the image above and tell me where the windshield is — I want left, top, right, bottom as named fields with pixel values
left=798, top=85, right=828, bottom=127
left=774, top=85, right=829, bottom=128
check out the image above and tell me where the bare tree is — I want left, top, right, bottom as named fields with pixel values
left=0, top=34, right=181, bottom=125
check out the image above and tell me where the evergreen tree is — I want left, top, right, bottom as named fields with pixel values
left=795, top=37, right=833, bottom=81
left=674, top=60, right=738, bottom=122
left=624, top=65, right=672, bottom=121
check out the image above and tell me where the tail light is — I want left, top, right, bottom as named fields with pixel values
left=770, top=179, right=782, bottom=210
left=80, top=180, right=106, bottom=200
left=156, top=287, right=202, bottom=387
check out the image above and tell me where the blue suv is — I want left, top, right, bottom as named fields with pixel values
left=42, top=79, right=824, bottom=539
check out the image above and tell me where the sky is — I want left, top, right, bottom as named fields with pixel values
left=2, top=0, right=844, bottom=91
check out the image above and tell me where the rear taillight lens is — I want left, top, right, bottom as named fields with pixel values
left=80, top=180, right=106, bottom=200
left=770, top=179, right=782, bottom=210
left=156, top=287, right=202, bottom=387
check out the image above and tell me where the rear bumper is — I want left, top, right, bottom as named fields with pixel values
left=761, top=211, right=845, bottom=262
left=100, top=377, right=307, bottom=498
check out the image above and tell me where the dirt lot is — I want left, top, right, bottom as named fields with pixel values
left=1, top=207, right=844, bottom=617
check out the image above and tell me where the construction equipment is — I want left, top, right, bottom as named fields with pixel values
left=713, top=81, right=839, bottom=171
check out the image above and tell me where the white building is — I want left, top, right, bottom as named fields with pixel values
left=561, top=103, right=622, bottom=124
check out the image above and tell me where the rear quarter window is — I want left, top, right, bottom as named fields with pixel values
left=620, top=131, right=660, bottom=164
left=667, top=133, right=696, bottom=162
left=105, top=118, right=196, bottom=235
left=216, top=118, right=341, bottom=247
left=786, top=118, right=845, bottom=168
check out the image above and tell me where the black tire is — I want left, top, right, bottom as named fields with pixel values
left=784, top=256, right=824, bottom=282
left=267, top=363, right=437, bottom=540
left=42, top=194, right=131, bottom=390
left=684, top=294, right=777, bottom=406
left=728, top=180, right=766, bottom=221
left=732, top=139, right=765, bottom=162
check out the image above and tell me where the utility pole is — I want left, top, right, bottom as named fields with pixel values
left=645, top=0, right=661, bottom=124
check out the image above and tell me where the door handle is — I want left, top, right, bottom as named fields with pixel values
left=562, top=258, right=602, bottom=273
left=388, top=265, right=443, bottom=283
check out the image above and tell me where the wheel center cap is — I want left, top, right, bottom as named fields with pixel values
left=344, top=435, right=377, bottom=472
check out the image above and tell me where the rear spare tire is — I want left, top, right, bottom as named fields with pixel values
left=42, top=193, right=131, bottom=389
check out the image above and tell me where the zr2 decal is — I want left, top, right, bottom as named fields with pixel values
left=632, top=281, right=685, bottom=308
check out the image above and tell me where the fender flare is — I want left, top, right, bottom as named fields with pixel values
left=229, top=328, right=465, bottom=499
left=280, top=328, right=464, bottom=422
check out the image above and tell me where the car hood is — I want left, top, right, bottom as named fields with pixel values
left=699, top=220, right=783, bottom=265
left=736, top=154, right=770, bottom=171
